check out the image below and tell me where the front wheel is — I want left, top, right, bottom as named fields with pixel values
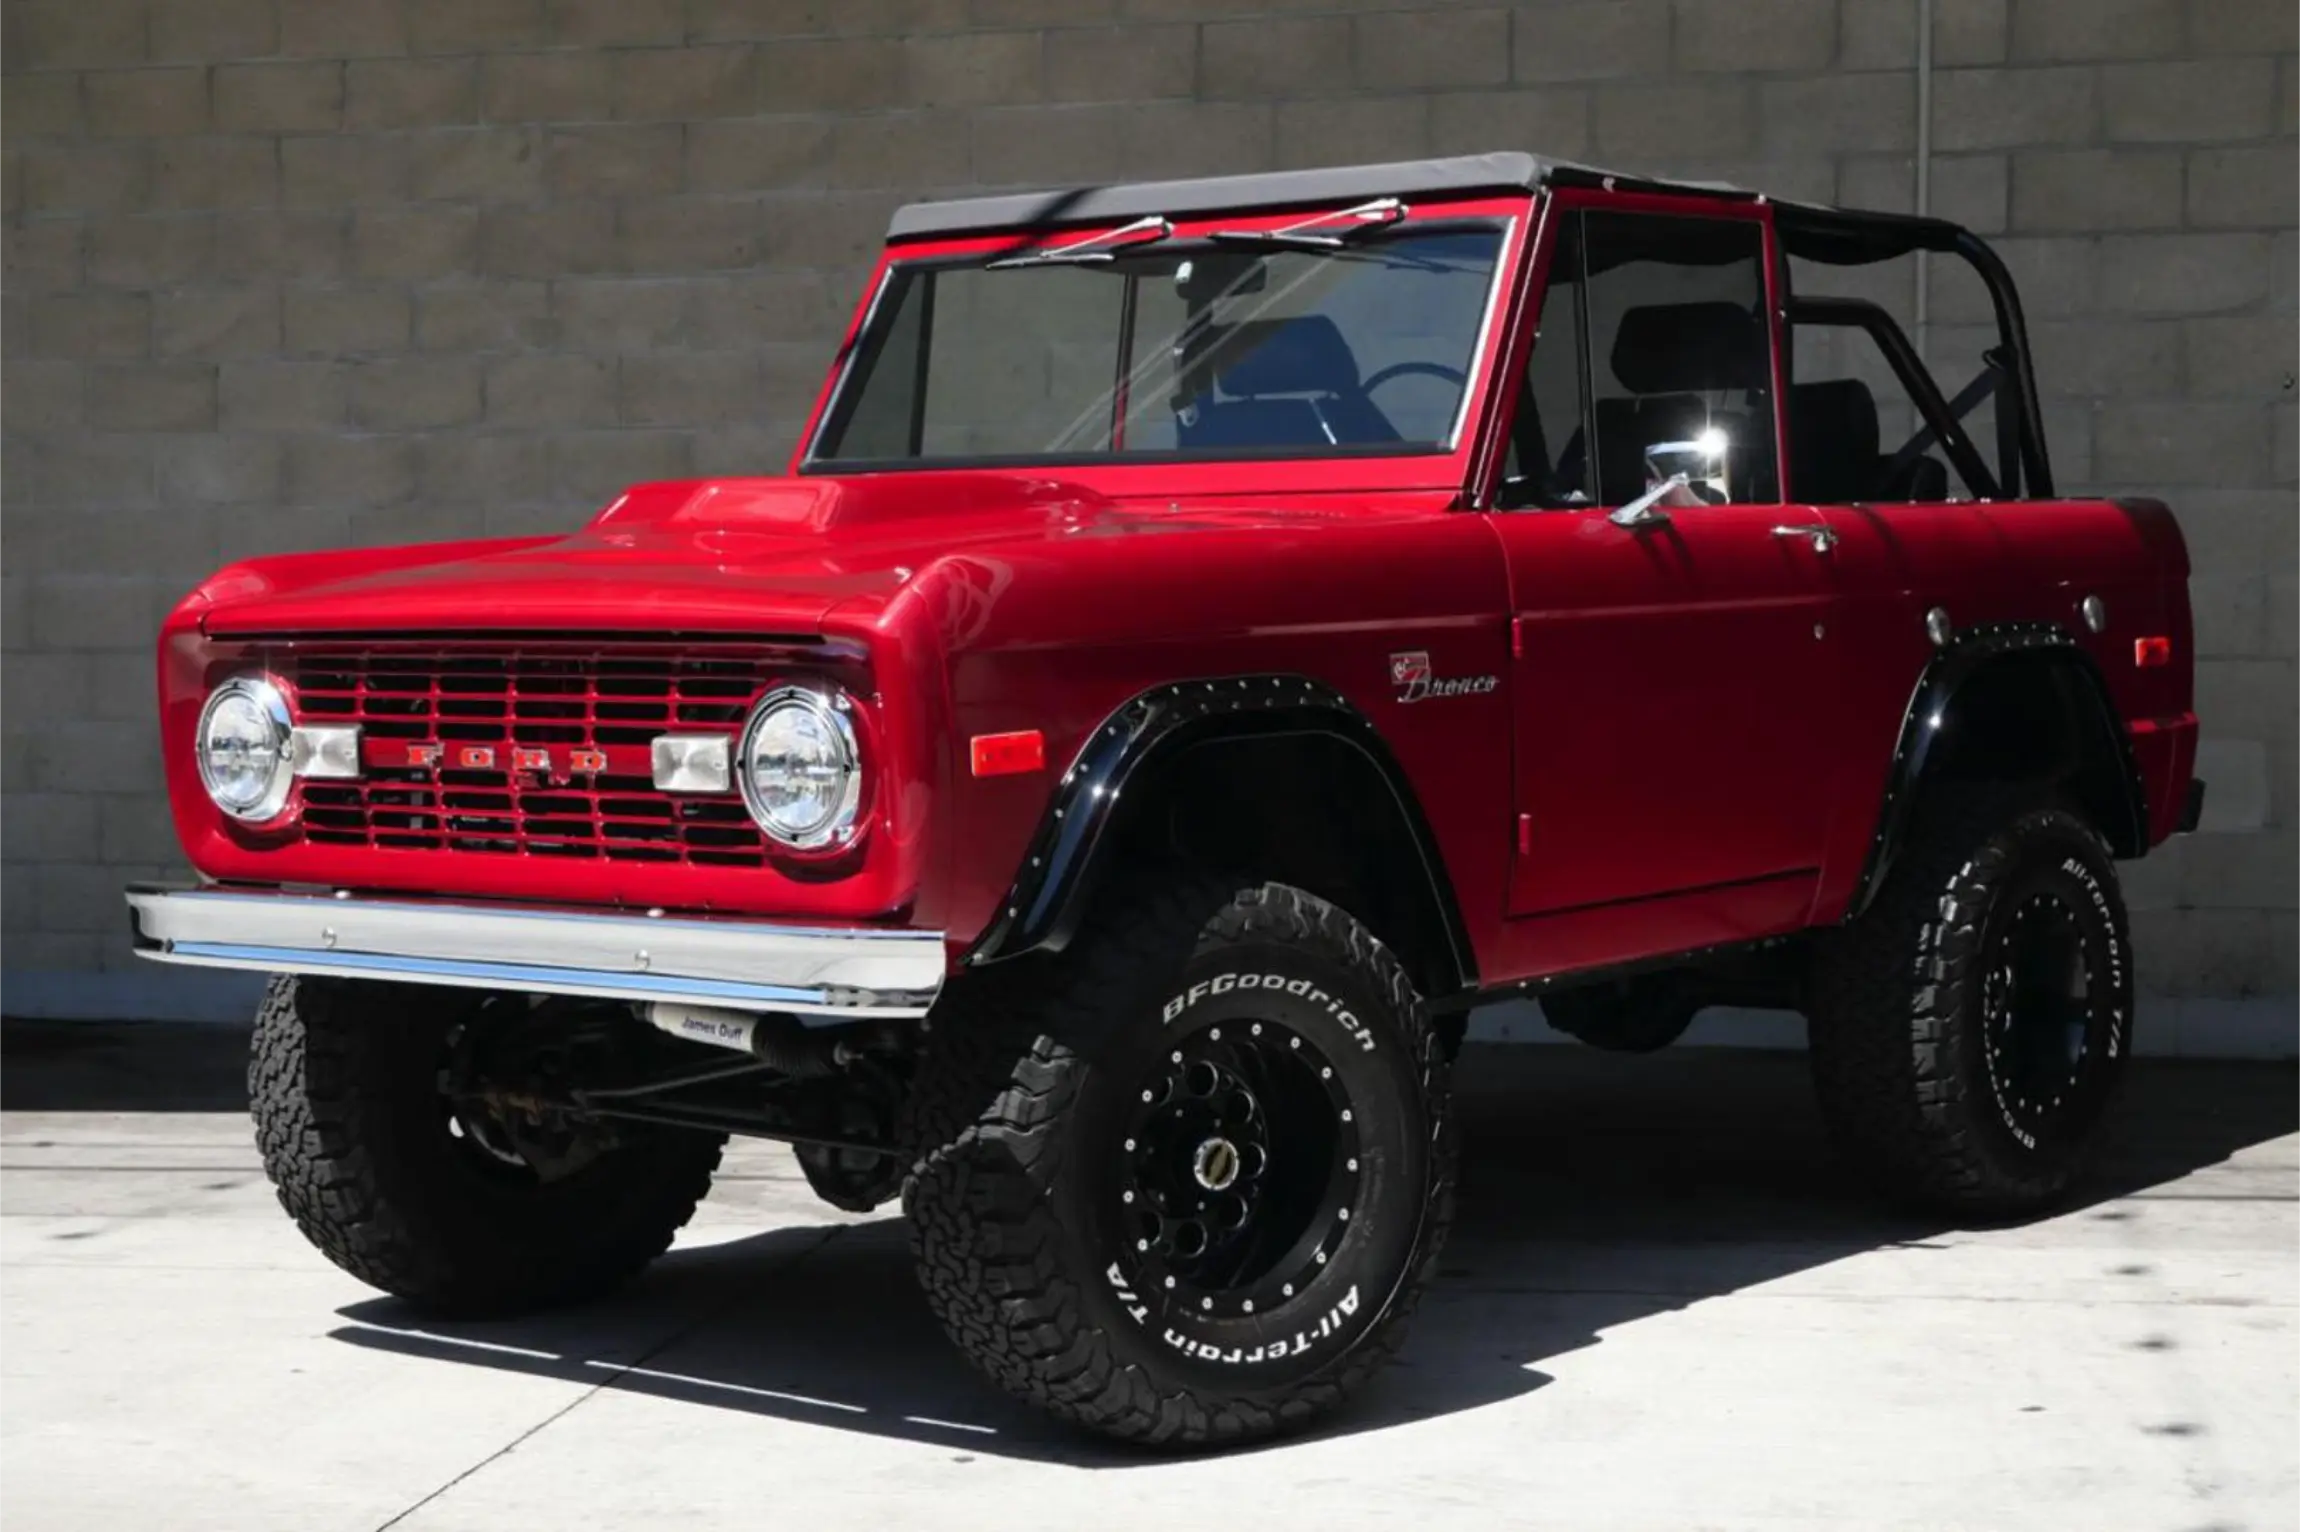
left=249, top=976, right=724, bottom=1315
left=1808, top=792, right=2134, bottom=1215
left=904, top=880, right=1454, bottom=1447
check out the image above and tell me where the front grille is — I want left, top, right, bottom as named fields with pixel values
left=283, top=643, right=779, bottom=867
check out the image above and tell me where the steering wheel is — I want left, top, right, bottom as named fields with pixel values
left=1361, top=361, right=1469, bottom=395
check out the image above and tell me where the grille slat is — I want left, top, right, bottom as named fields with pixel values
left=277, top=644, right=777, bottom=868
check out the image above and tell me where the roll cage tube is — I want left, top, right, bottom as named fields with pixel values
left=1784, top=295, right=2001, bottom=501
left=1953, top=230, right=2054, bottom=498
left=1768, top=205, right=2056, bottom=500
left=1477, top=190, right=2064, bottom=512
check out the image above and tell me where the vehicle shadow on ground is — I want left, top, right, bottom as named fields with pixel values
left=0, top=1019, right=253, bottom=1112
left=325, top=1045, right=2298, bottom=1467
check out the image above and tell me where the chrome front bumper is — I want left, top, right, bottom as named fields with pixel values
left=124, top=885, right=946, bottom=1020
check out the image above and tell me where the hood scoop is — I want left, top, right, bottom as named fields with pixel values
left=591, top=471, right=1118, bottom=536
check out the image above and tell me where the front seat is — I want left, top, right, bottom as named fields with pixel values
left=1789, top=377, right=1952, bottom=503
left=1789, top=378, right=1883, bottom=503
left=1176, top=316, right=1399, bottom=449
left=1593, top=301, right=1767, bottom=504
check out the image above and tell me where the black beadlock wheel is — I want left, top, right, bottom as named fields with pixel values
left=249, top=975, right=725, bottom=1315
left=1117, top=1016, right=1361, bottom=1321
left=1809, top=790, right=2134, bottom=1215
left=902, top=879, right=1455, bottom=1448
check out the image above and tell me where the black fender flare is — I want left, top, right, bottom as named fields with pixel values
left=964, top=673, right=1476, bottom=993
left=1846, top=621, right=2147, bottom=919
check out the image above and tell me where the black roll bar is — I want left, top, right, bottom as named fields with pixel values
left=1784, top=295, right=2002, bottom=501
left=1774, top=205, right=2056, bottom=500
left=1953, top=232, right=2054, bottom=498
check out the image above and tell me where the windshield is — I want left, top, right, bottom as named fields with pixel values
left=808, top=224, right=1506, bottom=469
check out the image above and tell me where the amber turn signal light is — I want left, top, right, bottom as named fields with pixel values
left=2134, top=636, right=2172, bottom=668
left=971, top=730, right=1046, bottom=777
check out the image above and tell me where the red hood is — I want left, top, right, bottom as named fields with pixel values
left=193, top=475, right=1109, bottom=636
left=190, top=473, right=1444, bottom=637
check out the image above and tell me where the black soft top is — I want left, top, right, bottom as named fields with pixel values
left=885, top=151, right=1969, bottom=267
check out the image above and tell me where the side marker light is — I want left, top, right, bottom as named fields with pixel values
left=971, top=730, right=1046, bottom=777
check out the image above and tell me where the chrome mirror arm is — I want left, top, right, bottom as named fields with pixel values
left=1609, top=473, right=1686, bottom=530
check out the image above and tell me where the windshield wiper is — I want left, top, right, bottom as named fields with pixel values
left=985, top=215, right=1173, bottom=270
left=1205, top=197, right=1408, bottom=251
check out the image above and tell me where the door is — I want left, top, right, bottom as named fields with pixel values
left=1491, top=207, right=1842, bottom=920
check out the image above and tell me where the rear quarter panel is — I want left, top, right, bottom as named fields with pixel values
left=1812, top=495, right=2195, bottom=920
left=1968, top=496, right=2195, bottom=847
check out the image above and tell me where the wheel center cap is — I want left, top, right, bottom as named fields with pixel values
left=1192, top=1136, right=1241, bottom=1192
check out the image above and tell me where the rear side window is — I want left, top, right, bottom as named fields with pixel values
left=1789, top=322, right=1955, bottom=503
left=1503, top=210, right=1781, bottom=508
left=1782, top=252, right=2003, bottom=504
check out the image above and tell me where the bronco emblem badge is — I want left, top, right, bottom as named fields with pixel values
left=1390, top=651, right=1498, bottom=705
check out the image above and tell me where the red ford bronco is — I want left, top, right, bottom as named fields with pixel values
left=130, top=153, right=2202, bottom=1447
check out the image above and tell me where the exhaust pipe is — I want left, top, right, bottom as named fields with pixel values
left=644, top=1002, right=840, bottom=1078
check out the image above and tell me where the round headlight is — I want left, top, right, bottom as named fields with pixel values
left=196, top=676, right=294, bottom=824
left=737, top=686, right=862, bottom=849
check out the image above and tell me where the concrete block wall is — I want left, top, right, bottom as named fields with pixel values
left=3, top=0, right=2294, bottom=1041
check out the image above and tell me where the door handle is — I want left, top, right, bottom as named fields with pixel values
left=1772, top=524, right=1837, bottom=553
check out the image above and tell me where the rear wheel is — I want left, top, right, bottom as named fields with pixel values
left=903, top=879, right=1454, bottom=1447
left=1809, top=791, right=2133, bottom=1215
left=249, top=976, right=724, bottom=1315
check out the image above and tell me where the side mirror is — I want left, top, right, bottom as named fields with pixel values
left=1609, top=474, right=1684, bottom=530
left=1642, top=432, right=1732, bottom=505
left=1606, top=428, right=1740, bottom=528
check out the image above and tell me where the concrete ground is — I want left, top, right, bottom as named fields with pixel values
left=2, top=1022, right=2294, bottom=1532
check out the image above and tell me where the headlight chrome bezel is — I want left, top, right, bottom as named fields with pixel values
left=196, top=674, right=296, bottom=826
left=736, top=684, right=865, bottom=851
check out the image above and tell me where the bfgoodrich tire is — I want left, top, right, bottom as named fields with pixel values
left=1809, top=791, right=2134, bottom=1216
left=903, top=880, right=1455, bottom=1448
left=249, top=975, right=724, bottom=1315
